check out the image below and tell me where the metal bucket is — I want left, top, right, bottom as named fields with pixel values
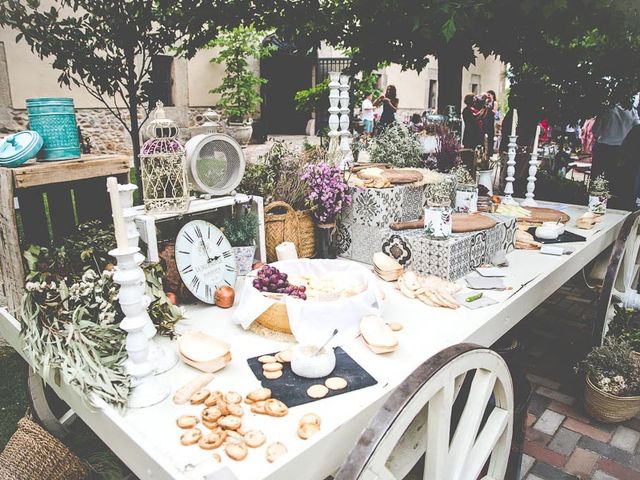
left=26, top=97, right=81, bottom=161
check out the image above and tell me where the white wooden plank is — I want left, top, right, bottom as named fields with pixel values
left=424, top=381, right=454, bottom=480
left=463, top=408, right=509, bottom=478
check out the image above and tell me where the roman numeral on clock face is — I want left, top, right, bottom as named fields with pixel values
left=205, top=284, right=211, bottom=300
left=183, top=231, right=194, bottom=244
left=225, top=265, right=235, bottom=272
left=194, top=225, right=203, bottom=238
left=223, top=250, right=232, bottom=258
left=181, top=265, right=193, bottom=274
left=190, top=276, right=201, bottom=291
left=216, top=236, right=224, bottom=246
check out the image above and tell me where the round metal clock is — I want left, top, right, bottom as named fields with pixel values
left=175, top=220, right=237, bottom=304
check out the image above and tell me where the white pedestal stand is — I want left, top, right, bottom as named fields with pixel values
left=521, top=149, right=540, bottom=207
left=116, top=183, right=178, bottom=375
left=338, top=74, right=353, bottom=170
left=110, top=246, right=170, bottom=409
left=503, top=135, right=519, bottom=205
left=327, top=72, right=341, bottom=163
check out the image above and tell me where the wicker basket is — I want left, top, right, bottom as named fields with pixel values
left=584, top=375, right=640, bottom=423
left=256, top=301, right=291, bottom=334
left=264, top=201, right=315, bottom=262
left=0, top=417, right=87, bottom=480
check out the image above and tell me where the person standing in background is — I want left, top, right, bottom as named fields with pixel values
left=361, top=93, right=375, bottom=137
left=374, top=85, right=399, bottom=130
left=483, top=90, right=497, bottom=156
left=462, top=93, right=483, bottom=149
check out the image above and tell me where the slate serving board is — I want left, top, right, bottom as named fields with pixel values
left=246, top=347, right=378, bottom=408
left=526, top=228, right=586, bottom=244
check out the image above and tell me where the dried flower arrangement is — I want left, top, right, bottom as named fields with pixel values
left=451, top=165, right=474, bottom=186
left=589, top=173, right=610, bottom=197
left=20, top=221, right=184, bottom=408
left=368, top=123, right=423, bottom=168
left=576, top=338, right=640, bottom=396
left=434, top=124, right=461, bottom=172
left=223, top=210, right=259, bottom=247
left=302, top=162, right=353, bottom=224
left=426, top=180, right=453, bottom=207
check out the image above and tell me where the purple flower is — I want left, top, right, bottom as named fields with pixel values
left=302, top=162, right=352, bottom=224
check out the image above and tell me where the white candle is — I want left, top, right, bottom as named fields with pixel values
left=276, top=242, right=298, bottom=261
left=511, top=109, right=518, bottom=137
left=107, top=176, right=128, bottom=250
left=532, top=124, right=541, bottom=153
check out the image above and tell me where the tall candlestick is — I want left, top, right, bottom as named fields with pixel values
left=107, top=177, right=128, bottom=249
left=502, top=135, right=519, bottom=205
left=532, top=124, right=541, bottom=154
left=511, top=109, right=518, bottom=138
left=521, top=142, right=540, bottom=207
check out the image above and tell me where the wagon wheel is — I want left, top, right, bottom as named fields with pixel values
left=594, top=211, right=640, bottom=346
left=335, top=344, right=514, bottom=480
left=27, top=367, right=77, bottom=439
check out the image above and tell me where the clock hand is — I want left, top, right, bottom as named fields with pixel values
left=209, top=255, right=220, bottom=263
left=201, top=239, right=214, bottom=262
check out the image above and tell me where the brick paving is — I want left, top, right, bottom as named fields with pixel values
left=514, top=277, right=640, bottom=480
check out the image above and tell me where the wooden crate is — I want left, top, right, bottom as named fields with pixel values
left=0, top=155, right=130, bottom=313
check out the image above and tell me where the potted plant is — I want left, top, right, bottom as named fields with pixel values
left=451, top=166, right=477, bottom=213
left=576, top=338, right=640, bottom=423
left=209, top=26, right=273, bottom=145
left=424, top=180, right=453, bottom=239
left=223, top=210, right=259, bottom=275
left=368, top=123, right=423, bottom=168
left=434, top=124, right=461, bottom=172
left=588, top=173, right=610, bottom=214
left=302, top=162, right=353, bottom=258
left=606, top=304, right=640, bottom=353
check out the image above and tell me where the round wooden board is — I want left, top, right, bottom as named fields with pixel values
left=520, top=207, right=570, bottom=225
left=381, top=169, right=423, bottom=184
left=452, top=213, right=497, bottom=233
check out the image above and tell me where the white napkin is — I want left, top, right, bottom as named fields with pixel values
left=232, top=259, right=384, bottom=346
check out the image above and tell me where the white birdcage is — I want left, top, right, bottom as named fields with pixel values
left=140, top=101, right=190, bottom=214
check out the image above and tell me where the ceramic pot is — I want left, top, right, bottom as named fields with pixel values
left=455, top=184, right=478, bottom=213
left=588, top=193, right=608, bottom=214
left=477, top=169, right=494, bottom=196
left=316, top=223, right=337, bottom=259
left=226, top=123, right=252, bottom=146
left=232, top=245, right=256, bottom=276
left=423, top=203, right=452, bottom=239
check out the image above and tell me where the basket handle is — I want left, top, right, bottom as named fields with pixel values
left=264, top=201, right=295, bottom=215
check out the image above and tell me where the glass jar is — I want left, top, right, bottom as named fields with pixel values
left=455, top=184, right=478, bottom=213
left=424, top=202, right=452, bottom=239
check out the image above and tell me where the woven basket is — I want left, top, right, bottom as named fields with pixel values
left=264, top=201, right=315, bottom=262
left=584, top=375, right=640, bottom=423
left=255, top=301, right=291, bottom=334
left=0, top=417, right=87, bottom=480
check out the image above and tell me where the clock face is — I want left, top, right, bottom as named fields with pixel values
left=175, top=220, right=237, bottom=304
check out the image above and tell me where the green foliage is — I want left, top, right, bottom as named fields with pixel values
left=238, top=141, right=325, bottom=210
left=576, top=338, right=640, bottom=396
left=368, top=123, right=423, bottom=168
left=607, top=304, right=640, bottom=352
left=223, top=211, right=259, bottom=246
left=209, top=25, right=274, bottom=122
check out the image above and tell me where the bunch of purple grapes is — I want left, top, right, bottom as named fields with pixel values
left=252, top=265, right=307, bottom=300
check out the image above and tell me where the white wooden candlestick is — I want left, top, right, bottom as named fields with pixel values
left=111, top=180, right=177, bottom=375
left=503, top=135, right=519, bottom=205
left=521, top=149, right=540, bottom=207
left=110, top=246, right=170, bottom=408
left=327, top=72, right=341, bottom=162
left=338, top=73, right=353, bottom=169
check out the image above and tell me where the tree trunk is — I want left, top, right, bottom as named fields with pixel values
left=125, top=47, right=143, bottom=198
left=437, top=46, right=464, bottom=115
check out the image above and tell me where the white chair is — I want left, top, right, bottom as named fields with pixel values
left=335, top=343, right=514, bottom=480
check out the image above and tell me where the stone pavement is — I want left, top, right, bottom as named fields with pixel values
left=515, top=278, right=640, bottom=480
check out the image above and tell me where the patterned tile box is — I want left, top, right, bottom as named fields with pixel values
left=379, top=215, right=517, bottom=281
left=341, top=184, right=428, bottom=228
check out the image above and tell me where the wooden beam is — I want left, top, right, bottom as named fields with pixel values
left=12, top=154, right=130, bottom=189
left=0, top=169, right=24, bottom=314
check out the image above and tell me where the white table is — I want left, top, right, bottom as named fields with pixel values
left=0, top=202, right=628, bottom=480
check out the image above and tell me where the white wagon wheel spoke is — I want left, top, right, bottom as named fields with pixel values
left=596, top=211, right=640, bottom=345
left=27, top=367, right=77, bottom=439
left=335, top=344, right=514, bottom=480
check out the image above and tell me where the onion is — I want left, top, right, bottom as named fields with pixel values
left=214, top=286, right=235, bottom=308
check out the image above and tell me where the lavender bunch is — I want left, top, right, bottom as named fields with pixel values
left=302, top=162, right=353, bottom=225
left=434, top=124, right=461, bottom=172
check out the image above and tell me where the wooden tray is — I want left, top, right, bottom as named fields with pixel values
left=390, top=213, right=497, bottom=233
left=520, top=207, right=570, bottom=225
left=381, top=169, right=423, bottom=184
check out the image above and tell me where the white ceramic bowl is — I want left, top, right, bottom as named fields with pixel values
left=541, top=221, right=565, bottom=235
left=535, top=226, right=560, bottom=240
left=291, top=344, right=336, bottom=378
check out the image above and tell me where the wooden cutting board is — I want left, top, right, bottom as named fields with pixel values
left=381, top=169, right=423, bottom=184
left=520, top=207, right=570, bottom=225
left=390, top=213, right=497, bottom=233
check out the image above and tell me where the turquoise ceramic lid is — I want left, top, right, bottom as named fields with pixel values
left=0, top=130, right=43, bottom=168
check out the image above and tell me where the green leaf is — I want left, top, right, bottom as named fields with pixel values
left=442, top=17, right=456, bottom=42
